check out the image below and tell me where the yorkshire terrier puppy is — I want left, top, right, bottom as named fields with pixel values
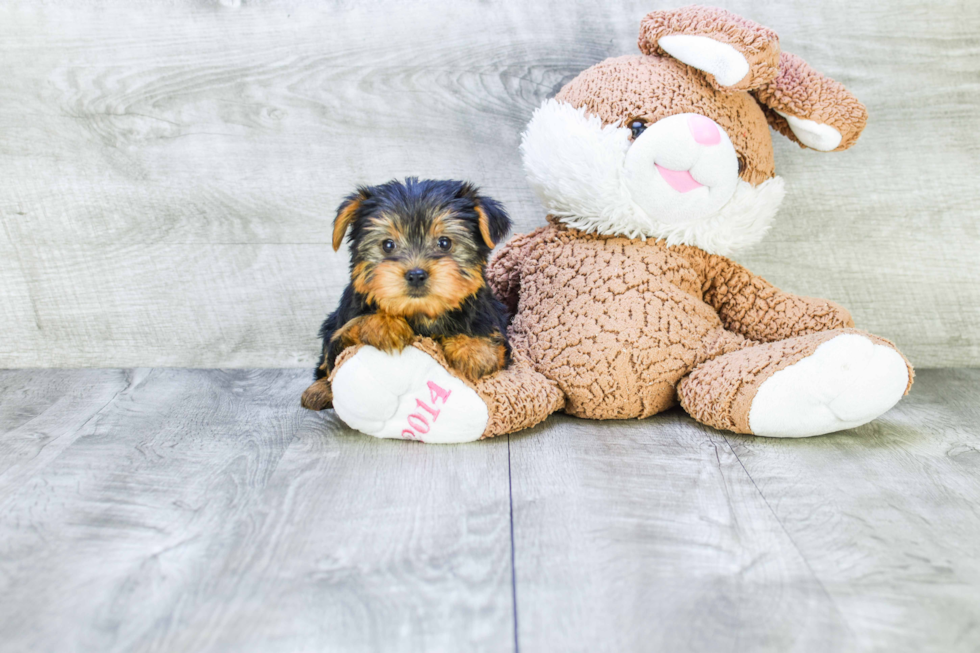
left=301, top=178, right=512, bottom=411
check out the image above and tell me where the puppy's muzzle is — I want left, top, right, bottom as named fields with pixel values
left=405, top=268, right=429, bottom=288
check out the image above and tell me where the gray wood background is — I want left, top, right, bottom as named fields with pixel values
left=1, top=0, right=977, bottom=369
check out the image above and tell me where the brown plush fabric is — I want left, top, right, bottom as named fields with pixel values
left=472, top=352, right=566, bottom=439
left=678, top=329, right=913, bottom=434
left=753, top=52, right=869, bottom=151
left=483, top=220, right=913, bottom=432
left=702, top=253, right=855, bottom=341
left=485, top=228, right=540, bottom=316
left=491, top=220, right=751, bottom=420
left=638, top=6, right=781, bottom=92
left=555, top=54, right=776, bottom=185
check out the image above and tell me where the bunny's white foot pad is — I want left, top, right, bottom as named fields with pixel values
left=749, top=334, right=909, bottom=438
left=331, top=346, right=488, bottom=444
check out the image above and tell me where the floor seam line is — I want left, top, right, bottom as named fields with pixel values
left=507, top=434, right=519, bottom=653
left=720, top=432, right=857, bottom=640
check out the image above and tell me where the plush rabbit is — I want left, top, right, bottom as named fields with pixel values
left=324, top=6, right=912, bottom=443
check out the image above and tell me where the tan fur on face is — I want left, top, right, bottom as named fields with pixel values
left=441, top=333, right=507, bottom=381
left=357, top=257, right=483, bottom=319
left=349, top=208, right=486, bottom=319
left=427, top=256, right=484, bottom=310
left=428, top=211, right=486, bottom=266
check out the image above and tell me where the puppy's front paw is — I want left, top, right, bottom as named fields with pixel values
left=335, top=314, right=414, bottom=354
left=441, top=334, right=506, bottom=382
left=301, top=378, right=333, bottom=411
left=357, top=313, right=414, bottom=352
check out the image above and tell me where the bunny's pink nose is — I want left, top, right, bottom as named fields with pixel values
left=688, top=114, right=721, bottom=146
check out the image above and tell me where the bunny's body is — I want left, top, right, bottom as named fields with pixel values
left=326, top=6, right=913, bottom=443
left=487, top=219, right=872, bottom=431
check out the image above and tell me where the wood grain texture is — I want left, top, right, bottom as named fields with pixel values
left=722, top=368, right=980, bottom=652
left=1, top=368, right=979, bottom=650
left=509, top=414, right=851, bottom=652
left=0, top=368, right=514, bottom=653
left=0, top=0, right=978, bottom=367
left=0, top=369, right=130, bottom=499
left=509, top=368, right=980, bottom=652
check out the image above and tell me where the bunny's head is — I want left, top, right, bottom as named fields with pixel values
left=521, top=6, right=868, bottom=255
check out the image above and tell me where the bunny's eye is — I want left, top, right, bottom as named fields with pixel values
left=629, top=118, right=648, bottom=140
left=737, top=156, right=746, bottom=175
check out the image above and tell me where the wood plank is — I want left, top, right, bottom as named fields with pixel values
left=0, top=0, right=977, bottom=367
left=0, top=368, right=131, bottom=499
left=0, top=369, right=514, bottom=653
left=2, top=368, right=979, bottom=650
left=508, top=413, right=851, bottom=652
left=722, top=368, right=980, bottom=652
left=509, top=370, right=980, bottom=652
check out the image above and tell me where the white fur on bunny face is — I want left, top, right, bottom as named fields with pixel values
left=624, top=113, right=741, bottom=225
left=520, top=99, right=785, bottom=256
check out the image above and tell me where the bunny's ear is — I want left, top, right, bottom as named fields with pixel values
left=638, top=6, right=781, bottom=92
left=752, top=52, right=868, bottom=152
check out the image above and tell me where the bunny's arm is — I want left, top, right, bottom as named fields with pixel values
left=486, top=228, right=546, bottom=316
left=702, top=254, right=853, bottom=343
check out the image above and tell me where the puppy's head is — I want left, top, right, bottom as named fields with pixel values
left=333, top=178, right=511, bottom=319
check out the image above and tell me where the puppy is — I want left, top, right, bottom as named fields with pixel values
left=301, top=178, right=512, bottom=411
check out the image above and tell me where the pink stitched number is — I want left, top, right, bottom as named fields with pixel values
left=415, top=398, right=440, bottom=421
left=407, top=414, right=429, bottom=433
left=428, top=381, right=451, bottom=404
left=402, top=380, right=452, bottom=441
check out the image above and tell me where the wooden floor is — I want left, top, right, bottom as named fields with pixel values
left=1, top=369, right=978, bottom=652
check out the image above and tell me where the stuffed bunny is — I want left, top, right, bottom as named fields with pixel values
left=324, top=6, right=912, bottom=443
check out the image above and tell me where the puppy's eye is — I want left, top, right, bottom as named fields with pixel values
left=737, top=156, right=746, bottom=175
left=629, top=118, right=647, bottom=140
left=437, top=236, right=452, bottom=251
left=382, top=239, right=396, bottom=254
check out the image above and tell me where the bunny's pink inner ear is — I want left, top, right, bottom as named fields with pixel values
left=752, top=52, right=869, bottom=152
left=639, top=6, right=781, bottom=92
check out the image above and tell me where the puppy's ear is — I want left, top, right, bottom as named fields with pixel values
left=473, top=196, right=511, bottom=248
left=638, top=7, right=780, bottom=92
left=332, top=187, right=370, bottom=252
left=456, top=182, right=512, bottom=248
left=752, top=52, right=868, bottom=152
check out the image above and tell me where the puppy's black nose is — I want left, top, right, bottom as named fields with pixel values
left=404, top=268, right=428, bottom=287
